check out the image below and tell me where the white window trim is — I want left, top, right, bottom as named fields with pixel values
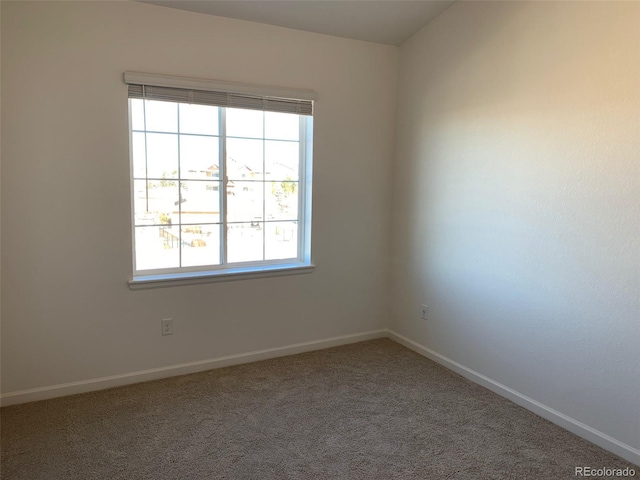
left=125, top=73, right=316, bottom=289
left=128, top=263, right=315, bottom=290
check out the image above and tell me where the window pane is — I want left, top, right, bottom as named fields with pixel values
left=265, top=112, right=299, bottom=141
left=131, top=97, right=310, bottom=275
left=265, top=140, right=299, bottom=181
left=227, top=108, right=263, bottom=139
left=265, top=222, right=298, bottom=260
left=227, top=138, right=264, bottom=180
left=266, top=181, right=298, bottom=221
left=180, top=181, right=220, bottom=224
left=133, top=180, right=179, bottom=226
left=227, top=223, right=264, bottom=263
left=227, top=181, right=263, bottom=223
left=145, top=100, right=178, bottom=133
left=181, top=224, right=221, bottom=267
left=130, top=99, right=145, bottom=131
left=146, top=133, right=179, bottom=179
left=131, top=132, right=146, bottom=179
left=180, top=135, right=219, bottom=180
left=135, top=225, right=180, bottom=271
left=144, top=100, right=178, bottom=133
left=179, top=104, right=218, bottom=135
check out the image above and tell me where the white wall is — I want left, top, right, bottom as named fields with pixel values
left=3, top=0, right=638, bottom=464
left=392, top=0, right=639, bottom=454
left=0, top=2, right=397, bottom=394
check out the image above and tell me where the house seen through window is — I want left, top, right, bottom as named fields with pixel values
left=126, top=73, right=314, bottom=280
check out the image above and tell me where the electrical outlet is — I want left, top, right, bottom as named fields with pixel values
left=161, top=318, right=174, bottom=336
left=421, top=304, right=428, bottom=320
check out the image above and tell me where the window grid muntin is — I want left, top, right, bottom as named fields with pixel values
left=142, top=90, right=150, bottom=217
left=131, top=129, right=301, bottom=145
left=262, top=112, right=266, bottom=261
left=132, top=219, right=298, bottom=228
left=219, top=107, right=228, bottom=265
left=176, top=104, right=182, bottom=267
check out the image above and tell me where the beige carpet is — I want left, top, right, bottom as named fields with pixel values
left=1, top=339, right=637, bottom=479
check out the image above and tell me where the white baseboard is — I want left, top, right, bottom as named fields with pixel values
left=388, top=329, right=640, bottom=467
left=3, top=327, right=638, bottom=467
left=0, top=329, right=388, bottom=408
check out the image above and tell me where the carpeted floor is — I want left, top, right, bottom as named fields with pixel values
left=1, top=339, right=637, bottom=479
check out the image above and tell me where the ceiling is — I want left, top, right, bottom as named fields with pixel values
left=139, top=1, right=456, bottom=46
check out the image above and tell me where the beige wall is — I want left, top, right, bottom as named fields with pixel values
left=0, top=1, right=397, bottom=393
left=392, top=1, right=639, bottom=452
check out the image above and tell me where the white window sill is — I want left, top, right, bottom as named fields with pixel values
left=128, top=263, right=315, bottom=290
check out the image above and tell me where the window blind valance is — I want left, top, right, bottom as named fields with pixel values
left=124, top=72, right=315, bottom=116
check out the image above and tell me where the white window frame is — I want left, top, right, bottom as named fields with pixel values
left=125, top=73, right=316, bottom=289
